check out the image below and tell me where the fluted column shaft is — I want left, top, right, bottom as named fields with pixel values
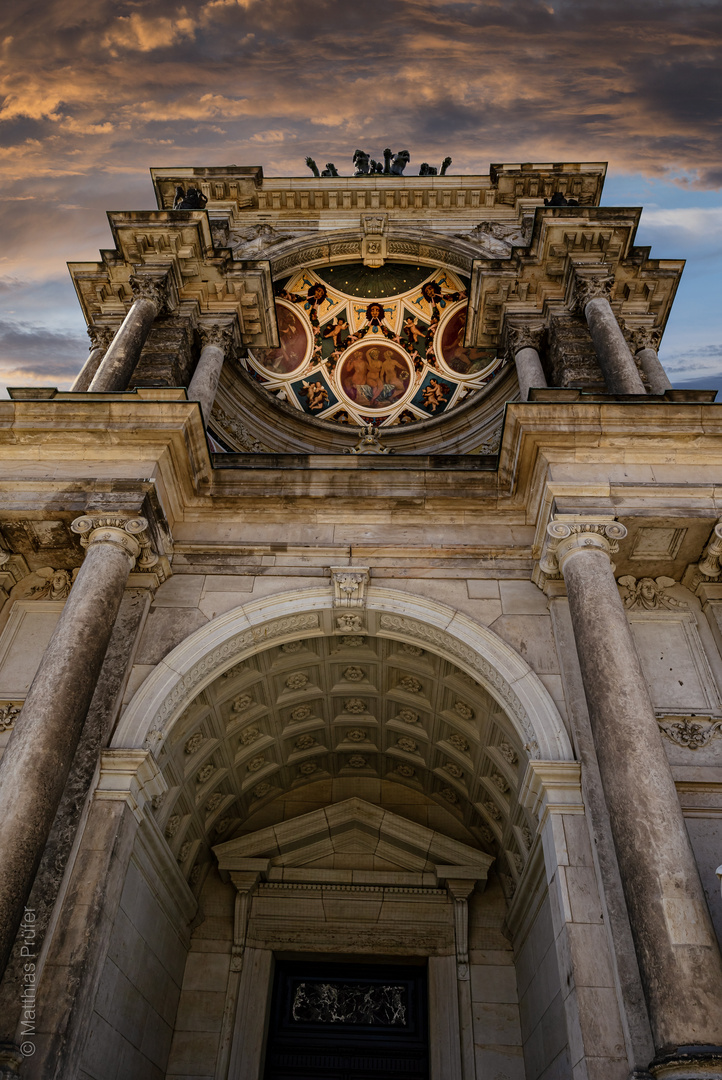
left=72, top=327, right=115, bottom=392
left=0, top=516, right=148, bottom=977
left=553, top=522, right=722, bottom=1061
left=88, top=275, right=168, bottom=392
left=188, top=325, right=233, bottom=423
left=575, top=275, right=646, bottom=394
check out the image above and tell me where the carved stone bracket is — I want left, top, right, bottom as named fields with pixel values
left=657, top=716, right=722, bottom=749
left=683, top=520, right=722, bottom=592
left=71, top=515, right=159, bottom=571
left=331, top=566, right=370, bottom=609
left=572, top=271, right=614, bottom=314
left=218, top=859, right=269, bottom=972
left=534, top=517, right=627, bottom=590
left=441, top=875, right=476, bottom=981
left=361, top=214, right=388, bottom=268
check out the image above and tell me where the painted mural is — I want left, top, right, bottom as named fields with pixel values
left=242, top=263, right=506, bottom=427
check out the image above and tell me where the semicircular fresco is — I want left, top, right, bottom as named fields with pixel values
left=242, top=263, right=507, bottom=427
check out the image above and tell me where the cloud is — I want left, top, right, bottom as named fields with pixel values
left=102, top=11, right=197, bottom=53
left=0, top=319, right=85, bottom=387
left=660, top=343, right=722, bottom=378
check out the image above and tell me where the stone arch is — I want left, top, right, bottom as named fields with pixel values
left=114, top=585, right=572, bottom=763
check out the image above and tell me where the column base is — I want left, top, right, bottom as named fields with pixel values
left=648, top=1047, right=722, bottom=1079
left=0, top=1043, right=22, bottom=1079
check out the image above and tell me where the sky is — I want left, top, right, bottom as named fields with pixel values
left=0, top=0, right=720, bottom=393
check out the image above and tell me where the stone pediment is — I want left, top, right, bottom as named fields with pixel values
left=213, top=797, right=493, bottom=887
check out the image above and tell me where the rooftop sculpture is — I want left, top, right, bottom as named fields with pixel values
left=305, top=149, right=452, bottom=178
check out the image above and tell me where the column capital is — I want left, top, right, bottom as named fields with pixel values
left=198, top=321, right=235, bottom=351
left=626, top=324, right=662, bottom=354
left=86, top=324, right=116, bottom=352
left=505, top=321, right=544, bottom=357
left=535, top=516, right=627, bottom=586
left=519, top=760, right=584, bottom=826
left=71, top=514, right=158, bottom=570
left=129, top=272, right=172, bottom=313
left=572, top=270, right=614, bottom=313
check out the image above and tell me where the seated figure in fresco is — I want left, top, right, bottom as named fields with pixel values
left=256, top=306, right=307, bottom=374
left=344, top=348, right=408, bottom=406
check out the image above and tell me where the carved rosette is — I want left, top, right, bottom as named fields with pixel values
left=87, top=325, right=116, bottom=353
left=129, top=273, right=171, bottom=314
left=506, top=323, right=544, bottom=358
left=572, top=273, right=614, bottom=314
left=71, top=514, right=159, bottom=570
left=536, top=518, right=628, bottom=586
left=199, top=323, right=235, bottom=352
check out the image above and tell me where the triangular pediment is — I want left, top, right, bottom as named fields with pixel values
left=213, top=797, right=493, bottom=883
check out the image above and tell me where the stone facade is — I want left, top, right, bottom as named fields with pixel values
left=0, top=158, right=720, bottom=1080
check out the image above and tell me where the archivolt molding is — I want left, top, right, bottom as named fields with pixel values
left=114, top=585, right=572, bottom=763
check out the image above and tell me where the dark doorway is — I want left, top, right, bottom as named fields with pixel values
left=264, top=959, right=429, bottom=1080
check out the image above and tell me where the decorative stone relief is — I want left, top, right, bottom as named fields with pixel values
left=512, top=852, right=525, bottom=875
left=399, top=642, right=424, bottom=656
left=399, top=676, right=422, bottom=693
left=336, top=613, right=365, bottom=634
left=345, top=427, right=393, bottom=456
left=448, top=733, right=470, bottom=753
left=285, top=672, right=309, bottom=690
left=618, top=575, right=686, bottom=610
left=216, top=817, right=233, bottom=834
left=232, top=694, right=253, bottom=713
left=246, top=755, right=265, bottom=773
left=344, top=698, right=367, bottom=714
left=290, top=705, right=312, bottom=722
left=210, top=406, right=269, bottom=454
left=454, top=701, right=473, bottom=720
left=339, top=635, right=365, bottom=647
left=294, top=734, right=316, bottom=750
left=343, top=666, right=365, bottom=682
left=282, top=640, right=305, bottom=653
left=657, top=717, right=722, bottom=749
left=397, top=737, right=418, bottom=753
left=395, top=764, right=415, bottom=778
left=346, top=729, right=367, bottom=742
left=8, top=567, right=77, bottom=602
left=445, top=762, right=464, bottom=779
left=299, top=762, right=318, bottom=775
left=522, top=825, right=533, bottom=849
left=197, top=763, right=215, bottom=784
left=498, top=742, right=518, bottom=765
left=483, top=798, right=502, bottom=821
left=178, top=840, right=192, bottom=863
left=440, top=787, right=459, bottom=804
left=189, top=864, right=202, bottom=885
left=184, top=732, right=204, bottom=755
left=331, top=567, right=370, bottom=609
left=222, top=663, right=245, bottom=680
left=377, top=613, right=540, bottom=755
left=478, top=824, right=495, bottom=845
left=397, top=708, right=419, bottom=724
left=0, top=703, right=21, bottom=732
left=347, top=755, right=367, bottom=768
left=239, top=726, right=261, bottom=745
left=491, top=772, right=509, bottom=793
left=165, top=814, right=181, bottom=838
left=253, top=782, right=273, bottom=798
left=205, top=792, right=223, bottom=813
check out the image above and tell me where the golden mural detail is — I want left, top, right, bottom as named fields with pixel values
left=242, top=263, right=506, bottom=427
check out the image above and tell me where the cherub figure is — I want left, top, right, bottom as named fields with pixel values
left=617, top=576, right=685, bottom=610
left=300, top=380, right=329, bottom=411
left=422, top=379, right=449, bottom=412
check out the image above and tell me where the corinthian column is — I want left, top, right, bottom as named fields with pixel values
left=188, top=323, right=234, bottom=423
left=507, top=324, right=547, bottom=401
left=88, top=274, right=170, bottom=392
left=629, top=326, right=672, bottom=395
left=574, top=273, right=646, bottom=394
left=0, top=515, right=153, bottom=978
left=72, top=326, right=116, bottom=391
left=542, top=518, right=722, bottom=1076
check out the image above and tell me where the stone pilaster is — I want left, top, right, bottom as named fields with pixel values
left=88, top=274, right=172, bottom=392
left=573, top=272, right=646, bottom=395
left=542, top=516, right=722, bottom=1074
left=0, top=515, right=153, bottom=980
left=188, top=323, right=234, bottom=423
left=506, top=323, right=547, bottom=401
left=628, top=326, right=671, bottom=395
left=71, top=326, right=116, bottom=392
